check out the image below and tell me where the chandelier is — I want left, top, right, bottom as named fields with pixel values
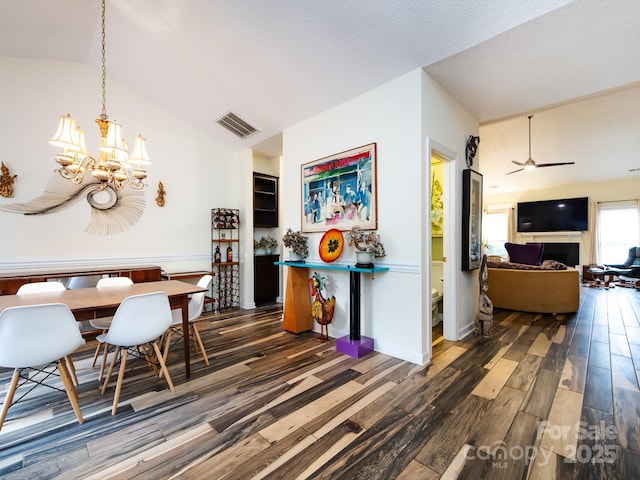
left=50, top=0, right=150, bottom=191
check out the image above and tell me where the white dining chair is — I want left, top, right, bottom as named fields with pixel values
left=90, top=277, right=134, bottom=379
left=162, top=274, right=213, bottom=367
left=98, top=291, right=175, bottom=415
left=17, top=281, right=66, bottom=294
left=66, top=274, right=102, bottom=290
left=0, top=303, right=86, bottom=430
left=16, top=281, right=80, bottom=385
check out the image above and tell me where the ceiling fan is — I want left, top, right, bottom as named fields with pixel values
left=506, top=115, right=575, bottom=175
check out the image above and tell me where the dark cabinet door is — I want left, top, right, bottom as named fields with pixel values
left=254, top=255, right=279, bottom=305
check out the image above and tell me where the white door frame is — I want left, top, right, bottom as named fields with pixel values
left=426, top=137, right=459, bottom=356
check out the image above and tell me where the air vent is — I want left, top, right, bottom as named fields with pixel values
left=216, top=111, right=259, bottom=139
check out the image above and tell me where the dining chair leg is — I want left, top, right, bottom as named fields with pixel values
left=0, top=369, right=21, bottom=431
left=159, top=330, right=173, bottom=379
left=141, top=344, right=159, bottom=376
left=111, top=349, right=128, bottom=415
left=189, top=326, right=200, bottom=354
left=91, top=331, right=107, bottom=368
left=90, top=342, right=102, bottom=368
left=65, top=355, right=79, bottom=386
left=101, top=346, right=121, bottom=395
left=152, top=341, right=175, bottom=393
left=98, top=342, right=110, bottom=382
left=162, top=329, right=173, bottom=363
left=58, top=357, right=84, bottom=424
left=191, top=324, right=209, bottom=366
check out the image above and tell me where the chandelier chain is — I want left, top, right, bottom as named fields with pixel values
left=100, top=0, right=107, bottom=121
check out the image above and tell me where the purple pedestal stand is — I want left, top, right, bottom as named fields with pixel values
left=336, top=335, right=374, bottom=358
left=335, top=269, right=374, bottom=358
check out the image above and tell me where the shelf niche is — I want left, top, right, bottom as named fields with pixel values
left=253, top=172, right=279, bottom=228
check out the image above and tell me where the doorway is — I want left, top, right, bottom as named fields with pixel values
left=430, top=156, right=445, bottom=345
left=426, top=138, right=458, bottom=356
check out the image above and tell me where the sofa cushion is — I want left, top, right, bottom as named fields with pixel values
left=505, top=242, right=544, bottom=266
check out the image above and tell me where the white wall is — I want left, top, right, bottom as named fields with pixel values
left=421, top=73, right=480, bottom=348
left=0, top=56, right=254, bottom=307
left=282, top=69, right=478, bottom=364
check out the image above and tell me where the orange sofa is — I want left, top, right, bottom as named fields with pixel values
left=487, top=266, right=580, bottom=314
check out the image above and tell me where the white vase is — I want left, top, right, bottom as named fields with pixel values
left=289, top=251, right=305, bottom=262
left=355, top=251, right=375, bottom=267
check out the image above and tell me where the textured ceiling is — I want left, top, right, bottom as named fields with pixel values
left=1, top=0, right=639, bottom=192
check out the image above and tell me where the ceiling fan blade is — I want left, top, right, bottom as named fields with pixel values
left=535, top=162, right=576, bottom=168
left=506, top=168, right=524, bottom=175
left=511, top=160, right=524, bottom=166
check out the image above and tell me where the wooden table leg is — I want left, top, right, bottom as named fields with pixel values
left=181, top=294, right=191, bottom=379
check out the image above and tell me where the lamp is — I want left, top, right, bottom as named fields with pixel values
left=50, top=0, right=150, bottom=191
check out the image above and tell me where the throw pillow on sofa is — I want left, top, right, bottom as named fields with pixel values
left=505, top=242, right=544, bottom=266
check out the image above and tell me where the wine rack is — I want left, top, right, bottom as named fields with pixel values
left=211, top=208, right=240, bottom=311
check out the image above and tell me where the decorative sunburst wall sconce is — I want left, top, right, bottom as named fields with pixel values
left=156, top=181, right=166, bottom=207
left=0, top=162, right=17, bottom=198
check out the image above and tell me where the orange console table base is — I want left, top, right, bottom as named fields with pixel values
left=282, top=266, right=313, bottom=333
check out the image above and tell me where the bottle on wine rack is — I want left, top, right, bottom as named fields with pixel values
left=227, top=245, right=233, bottom=262
left=214, top=246, right=222, bottom=263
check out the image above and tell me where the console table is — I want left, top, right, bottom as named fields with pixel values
left=275, top=261, right=389, bottom=358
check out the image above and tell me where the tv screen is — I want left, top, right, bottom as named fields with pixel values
left=517, top=197, right=588, bottom=233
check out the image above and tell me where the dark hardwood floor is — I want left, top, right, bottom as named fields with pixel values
left=1, top=284, right=639, bottom=479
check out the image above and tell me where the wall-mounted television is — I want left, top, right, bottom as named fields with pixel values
left=517, top=197, right=588, bottom=233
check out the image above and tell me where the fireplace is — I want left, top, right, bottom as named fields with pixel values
left=528, top=242, right=580, bottom=266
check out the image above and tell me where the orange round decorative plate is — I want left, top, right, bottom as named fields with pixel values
left=319, top=229, right=344, bottom=263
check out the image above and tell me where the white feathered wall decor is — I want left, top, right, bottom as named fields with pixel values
left=0, top=173, right=145, bottom=235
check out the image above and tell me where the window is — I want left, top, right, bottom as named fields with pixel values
left=483, top=210, right=509, bottom=258
left=598, top=201, right=639, bottom=264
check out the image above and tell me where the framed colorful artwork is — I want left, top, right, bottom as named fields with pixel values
left=462, top=168, right=483, bottom=271
left=301, top=143, right=377, bottom=233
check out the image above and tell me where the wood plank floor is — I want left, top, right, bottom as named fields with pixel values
left=1, top=285, right=640, bottom=479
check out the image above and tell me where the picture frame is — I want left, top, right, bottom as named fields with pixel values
left=301, top=143, right=377, bottom=233
left=462, top=168, right=483, bottom=271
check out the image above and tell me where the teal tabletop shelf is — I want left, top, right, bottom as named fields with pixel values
left=275, top=261, right=389, bottom=274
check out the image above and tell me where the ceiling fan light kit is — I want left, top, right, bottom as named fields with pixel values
left=506, top=115, right=575, bottom=175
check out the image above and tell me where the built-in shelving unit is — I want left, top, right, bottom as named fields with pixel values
left=253, top=173, right=278, bottom=228
left=211, top=208, right=240, bottom=311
